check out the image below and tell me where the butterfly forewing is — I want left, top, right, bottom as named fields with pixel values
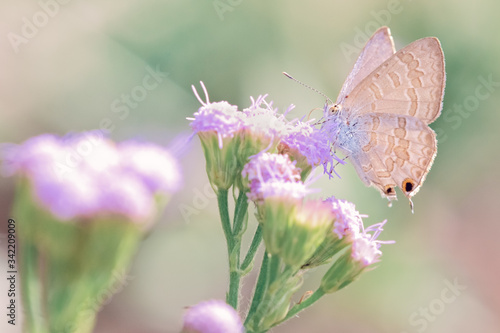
left=337, top=26, right=396, bottom=103
left=340, top=37, right=445, bottom=124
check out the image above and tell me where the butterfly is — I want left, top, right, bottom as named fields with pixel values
left=322, top=26, right=445, bottom=210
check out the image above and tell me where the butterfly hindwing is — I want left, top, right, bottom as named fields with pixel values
left=351, top=113, right=437, bottom=200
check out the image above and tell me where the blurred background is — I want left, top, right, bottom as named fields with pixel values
left=1, top=0, right=500, bottom=332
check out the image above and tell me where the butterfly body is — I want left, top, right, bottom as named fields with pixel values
left=322, top=27, right=445, bottom=208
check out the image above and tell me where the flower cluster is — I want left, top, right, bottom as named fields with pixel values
left=241, top=152, right=392, bottom=270
left=2, top=131, right=182, bottom=222
left=189, top=82, right=342, bottom=191
left=187, top=83, right=394, bottom=332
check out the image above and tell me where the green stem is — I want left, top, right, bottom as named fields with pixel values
left=232, top=191, right=248, bottom=237
left=19, top=240, right=47, bottom=333
left=227, top=269, right=240, bottom=309
left=217, top=189, right=233, bottom=255
left=217, top=189, right=238, bottom=308
left=240, top=224, right=263, bottom=273
left=274, top=288, right=326, bottom=327
left=15, top=183, right=48, bottom=333
left=227, top=191, right=251, bottom=309
left=244, top=251, right=269, bottom=326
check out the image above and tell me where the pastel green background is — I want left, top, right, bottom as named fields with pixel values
left=1, top=0, right=499, bottom=332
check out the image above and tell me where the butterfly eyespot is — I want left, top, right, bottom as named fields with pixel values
left=384, top=185, right=395, bottom=195
left=402, top=178, right=416, bottom=193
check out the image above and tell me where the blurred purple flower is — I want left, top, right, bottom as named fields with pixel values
left=119, top=141, right=182, bottom=193
left=181, top=300, right=244, bottom=333
left=2, top=131, right=182, bottom=222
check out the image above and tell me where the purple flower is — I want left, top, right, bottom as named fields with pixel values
left=189, top=82, right=244, bottom=149
left=119, top=141, right=182, bottom=193
left=281, top=120, right=344, bottom=177
left=1, top=133, right=66, bottom=178
left=242, top=153, right=308, bottom=202
left=2, top=132, right=182, bottom=222
left=352, top=219, right=394, bottom=267
left=319, top=213, right=393, bottom=293
left=181, top=300, right=244, bottom=333
left=241, top=95, right=289, bottom=140
left=324, top=196, right=365, bottom=240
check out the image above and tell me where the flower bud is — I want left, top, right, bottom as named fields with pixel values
left=189, top=84, right=245, bottom=191
left=181, top=300, right=244, bottom=333
left=242, top=153, right=310, bottom=254
left=279, top=200, right=333, bottom=268
left=320, top=220, right=393, bottom=293
left=303, top=197, right=363, bottom=268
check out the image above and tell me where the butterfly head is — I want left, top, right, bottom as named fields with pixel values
left=326, top=103, right=343, bottom=117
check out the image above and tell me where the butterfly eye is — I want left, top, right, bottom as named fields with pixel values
left=329, top=104, right=342, bottom=115
left=402, top=178, right=416, bottom=193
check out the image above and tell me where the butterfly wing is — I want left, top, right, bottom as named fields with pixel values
left=349, top=113, right=437, bottom=201
left=336, top=26, right=396, bottom=103
left=335, top=36, right=445, bottom=204
left=340, top=37, right=445, bottom=124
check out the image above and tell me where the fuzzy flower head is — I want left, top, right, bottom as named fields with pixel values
left=301, top=196, right=364, bottom=269
left=181, top=300, right=244, bottom=333
left=280, top=119, right=344, bottom=179
left=242, top=152, right=307, bottom=203
left=320, top=217, right=394, bottom=294
left=242, top=95, right=289, bottom=137
left=189, top=82, right=244, bottom=149
left=2, top=132, right=182, bottom=223
left=189, top=82, right=245, bottom=190
left=351, top=219, right=394, bottom=267
left=242, top=153, right=323, bottom=257
left=324, top=196, right=365, bottom=240
left=237, top=95, right=289, bottom=166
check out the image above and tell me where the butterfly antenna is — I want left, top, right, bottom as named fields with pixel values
left=283, top=72, right=334, bottom=105
left=307, top=107, right=323, bottom=121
